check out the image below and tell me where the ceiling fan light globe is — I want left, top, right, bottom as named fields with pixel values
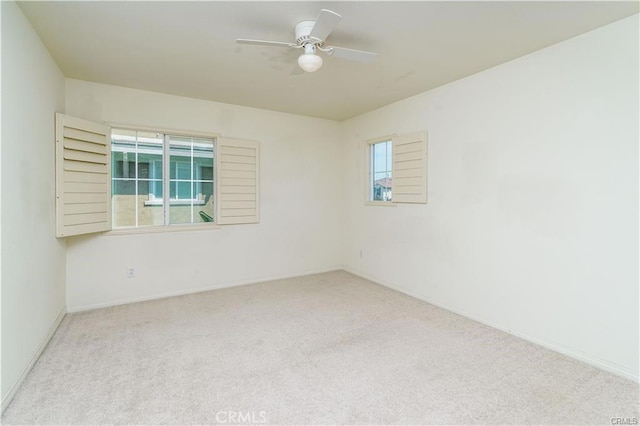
left=298, top=53, right=323, bottom=72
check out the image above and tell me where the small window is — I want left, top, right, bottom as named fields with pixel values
left=111, top=129, right=215, bottom=228
left=368, top=139, right=393, bottom=203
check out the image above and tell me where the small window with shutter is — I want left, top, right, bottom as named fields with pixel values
left=366, top=131, right=427, bottom=206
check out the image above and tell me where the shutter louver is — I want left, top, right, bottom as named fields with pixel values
left=216, top=138, right=260, bottom=225
left=55, top=113, right=111, bottom=237
left=392, top=132, right=428, bottom=204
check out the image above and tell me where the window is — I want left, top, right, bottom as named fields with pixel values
left=365, top=132, right=428, bottom=206
left=111, top=129, right=215, bottom=228
left=368, top=139, right=393, bottom=202
left=56, top=114, right=260, bottom=237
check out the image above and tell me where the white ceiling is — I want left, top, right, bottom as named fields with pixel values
left=18, top=1, right=639, bottom=121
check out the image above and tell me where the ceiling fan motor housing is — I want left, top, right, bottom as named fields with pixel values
left=295, top=20, right=323, bottom=46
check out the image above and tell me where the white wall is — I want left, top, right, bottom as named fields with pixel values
left=64, top=80, right=343, bottom=311
left=342, top=15, right=639, bottom=380
left=1, top=1, right=67, bottom=406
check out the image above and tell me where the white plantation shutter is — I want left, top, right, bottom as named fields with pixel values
left=216, top=137, right=260, bottom=225
left=392, top=132, right=428, bottom=204
left=55, top=113, right=111, bottom=237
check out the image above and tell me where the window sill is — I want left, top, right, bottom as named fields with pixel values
left=365, top=201, right=397, bottom=207
left=104, top=223, right=220, bottom=236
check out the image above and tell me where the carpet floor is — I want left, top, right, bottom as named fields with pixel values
left=2, top=271, right=638, bottom=425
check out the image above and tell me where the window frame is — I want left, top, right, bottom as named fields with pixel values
left=108, top=123, right=221, bottom=233
left=365, top=135, right=397, bottom=207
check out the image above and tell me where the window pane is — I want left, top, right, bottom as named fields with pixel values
left=374, top=172, right=392, bottom=201
left=173, top=161, right=191, bottom=180
left=138, top=143, right=162, bottom=179
left=138, top=133, right=162, bottom=176
left=374, top=172, right=389, bottom=181
left=170, top=181, right=192, bottom=200
left=169, top=203, right=192, bottom=225
left=370, top=140, right=392, bottom=202
left=112, top=129, right=165, bottom=227
left=112, top=180, right=136, bottom=227
left=111, top=151, right=136, bottom=179
left=146, top=179, right=163, bottom=199
left=138, top=182, right=164, bottom=226
left=168, top=135, right=214, bottom=225
left=169, top=137, right=192, bottom=180
left=137, top=132, right=162, bottom=142
left=373, top=141, right=390, bottom=174
left=199, top=165, right=213, bottom=181
left=112, top=129, right=137, bottom=179
left=194, top=182, right=214, bottom=223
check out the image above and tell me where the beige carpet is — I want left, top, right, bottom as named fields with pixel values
left=2, top=271, right=638, bottom=425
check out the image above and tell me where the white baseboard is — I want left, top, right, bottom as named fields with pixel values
left=1, top=307, right=67, bottom=413
left=67, top=266, right=343, bottom=313
left=342, top=266, right=639, bottom=383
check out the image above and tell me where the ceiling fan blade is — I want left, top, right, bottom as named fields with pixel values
left=236, top=39, right=296, bottom=48
left=309, top=9, right=342, bottom=41
left=327, top=46, right=377, bottom=63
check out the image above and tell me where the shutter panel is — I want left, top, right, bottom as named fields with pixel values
left=392, top=132, right=428, bottom=204
left=216, top=138, right=259, bottom=225
left=55, top=113, right=111, bottom=237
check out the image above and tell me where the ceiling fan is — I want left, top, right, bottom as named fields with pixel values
left=236, top=9, right=377, bottom=73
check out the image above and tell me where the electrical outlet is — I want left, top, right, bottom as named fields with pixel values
left=127, top=267, right=135, bottom=278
